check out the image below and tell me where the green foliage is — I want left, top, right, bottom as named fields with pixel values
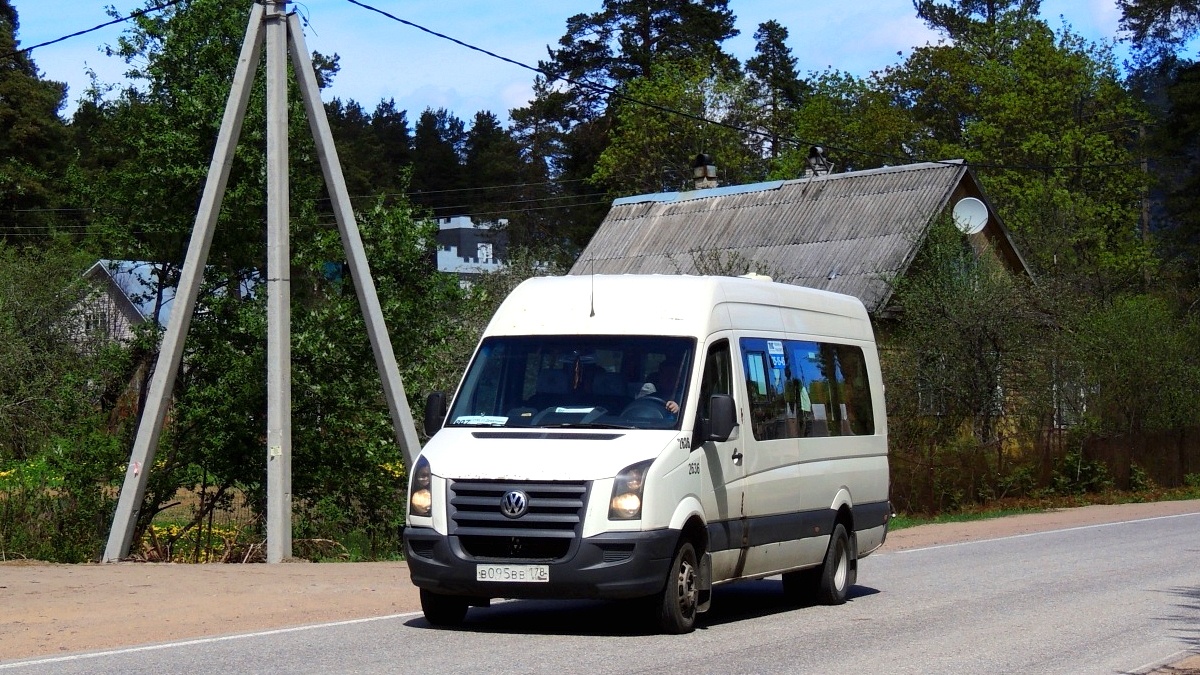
left=1128, top=463, right=1157, bottom=491
left=1145, top=59, right=1200, bottom=300
left=775, top=70, right=917, bottom=175
left=884, top=9, right=1152, bottom=294
left=410, top=108, right=466, bottom=214
left=745, top=20, right=805, bottom=160
left=593, top=59, right=761, bottom=195
left=0, top=0, right=69, bottom=240
left=546, top=0, right=739, bottom=101
left=1048, top=448, right=1114, bottom=495
left=1119, top=0, right=1200, bottom=51
left=286, top=200, right=468, bottom=558
left=1069, top=294, right=1200, bottom=435
left=1, top=430, right=125, bottom=562
left=890, top=217, right=1041, bottom=444
left=53, top=0, right=474, bottom=560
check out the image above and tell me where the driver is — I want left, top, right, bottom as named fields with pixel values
left=639, top=356, right=682, bottom=415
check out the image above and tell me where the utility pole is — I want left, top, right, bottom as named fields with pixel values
left=104, top=0, right=422, bottom=564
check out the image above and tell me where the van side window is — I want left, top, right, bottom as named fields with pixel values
left=836, top=344, right=875, bottom=435
left=699, top=340, right=732, bottom=420
left=741, top=337, right=876, bottom=439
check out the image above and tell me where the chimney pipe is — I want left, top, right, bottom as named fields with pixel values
left=692, top=153, right=718, bottom=189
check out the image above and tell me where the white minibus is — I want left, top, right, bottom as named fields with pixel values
left=405, top=274, right=890, bottom=633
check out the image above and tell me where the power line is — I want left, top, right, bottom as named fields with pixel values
left=3, top=188, right=610, bottom=219
left=0, top=0, right=186, bottom=62
left=342, top=0, right=1144, bottom=173
left=1, top=0, right=1145, bottom=179
left=327, top=176, right=595, bottom=205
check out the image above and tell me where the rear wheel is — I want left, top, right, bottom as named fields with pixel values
left=781, top=523, right=853, bottom=606
left=657, top=540, right=700, bottom=634
left=814, top=523, right=851, bottom=605
left=420, top=589, right=469, bottom=627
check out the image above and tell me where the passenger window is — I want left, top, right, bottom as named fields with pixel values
left=743, top=337, right=876, bottom=439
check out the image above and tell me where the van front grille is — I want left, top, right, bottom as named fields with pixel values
left=449, top=479, right=588, bottom=561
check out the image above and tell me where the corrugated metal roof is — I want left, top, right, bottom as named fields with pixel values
left=570, top=161, right=1014, bottom=314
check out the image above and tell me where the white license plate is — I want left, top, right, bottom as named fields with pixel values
left=476, top=564, right=550, bottom=583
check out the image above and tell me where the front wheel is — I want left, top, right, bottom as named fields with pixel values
left=420, top=589, right=469, bottom=627
left=657, top=540, right=700, bottom=634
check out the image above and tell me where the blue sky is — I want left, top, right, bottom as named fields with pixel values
left=15, top=0, right=1132, bottom=121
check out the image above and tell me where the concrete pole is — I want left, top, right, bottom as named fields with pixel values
left=106, top=1, right=424, bottom=564
left=265, top=0, right=293, bottom=564
left=103, top=5, right=266, bottom=562
left=287, top=13, right=423, bottom=470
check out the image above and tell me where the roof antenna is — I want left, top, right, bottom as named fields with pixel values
left=589, top=252, right=595, bottom=317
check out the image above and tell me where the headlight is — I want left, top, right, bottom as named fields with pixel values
left=409, top=455, right=433, bottom=518
left=609, top=459, right=653, bottom=520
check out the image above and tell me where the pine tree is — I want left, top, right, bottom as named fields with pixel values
left=745, top=20, right=805, bottom=160
left=410, top=108, right=465, bottom=216
left=0, top=0, right=68, bottom=242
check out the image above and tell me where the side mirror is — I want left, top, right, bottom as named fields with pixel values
left=424, top=391, right=447, bottom=436
left=694, top=394, right=736, bottom=447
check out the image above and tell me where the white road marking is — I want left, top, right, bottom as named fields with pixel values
left=884, top=511, right=1200, bottom=555
left=0, top=611, right=424, bottom=670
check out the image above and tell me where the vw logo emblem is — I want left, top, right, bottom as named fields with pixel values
left=500, top=490, right=529, bottom=518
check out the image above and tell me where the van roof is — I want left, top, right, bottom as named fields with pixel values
left=484, top=274, right=872, bottom=341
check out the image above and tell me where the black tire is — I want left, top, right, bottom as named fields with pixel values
left=420, top=589, right=469, bottom=627
left=814, top=523, right=852, bottom=605
left=657, top=540, right=700, bottom=634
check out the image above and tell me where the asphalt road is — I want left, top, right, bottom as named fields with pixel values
left=5, top=512, right=1199, bottom=674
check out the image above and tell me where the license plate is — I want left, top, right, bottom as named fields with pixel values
left=476, top=564, right=550, bottom=583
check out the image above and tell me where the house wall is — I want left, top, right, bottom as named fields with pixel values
left=72, top=287, right=141, bottom=351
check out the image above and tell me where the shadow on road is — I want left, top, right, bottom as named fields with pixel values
left=404, top=579, right=881, bottom=636
left=1158, top=584, right=1200, bottom=652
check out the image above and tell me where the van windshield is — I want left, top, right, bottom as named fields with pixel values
left=446, top=335, right=695, bottom=430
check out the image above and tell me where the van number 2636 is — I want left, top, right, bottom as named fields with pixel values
left=688, top=462, right=701, bottom=475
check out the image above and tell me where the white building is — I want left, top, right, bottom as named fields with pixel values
left=434, top=216, right=508, bottom=280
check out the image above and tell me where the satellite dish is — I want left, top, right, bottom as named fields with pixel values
left=952, top=197, right=988, bottom=235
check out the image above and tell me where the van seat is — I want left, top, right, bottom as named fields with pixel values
left=591, top=372, right=626, bottom=397
left=535, top=369, right=569, bottom=394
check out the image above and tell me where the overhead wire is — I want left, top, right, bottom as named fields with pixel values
left=0, top=0, right=185, bottom=62
left=2, top=0, right=1147, bottom=223
left=342, top=0, right=1144, bottom=173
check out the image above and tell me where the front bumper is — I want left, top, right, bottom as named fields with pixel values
left=403, top=526, right=677, bottom=600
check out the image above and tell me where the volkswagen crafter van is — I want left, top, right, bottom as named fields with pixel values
left=405, top=274, right=890, bottom=633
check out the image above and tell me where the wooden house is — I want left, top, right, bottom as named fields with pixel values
left=569, top=160, right=1033, bottom=315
